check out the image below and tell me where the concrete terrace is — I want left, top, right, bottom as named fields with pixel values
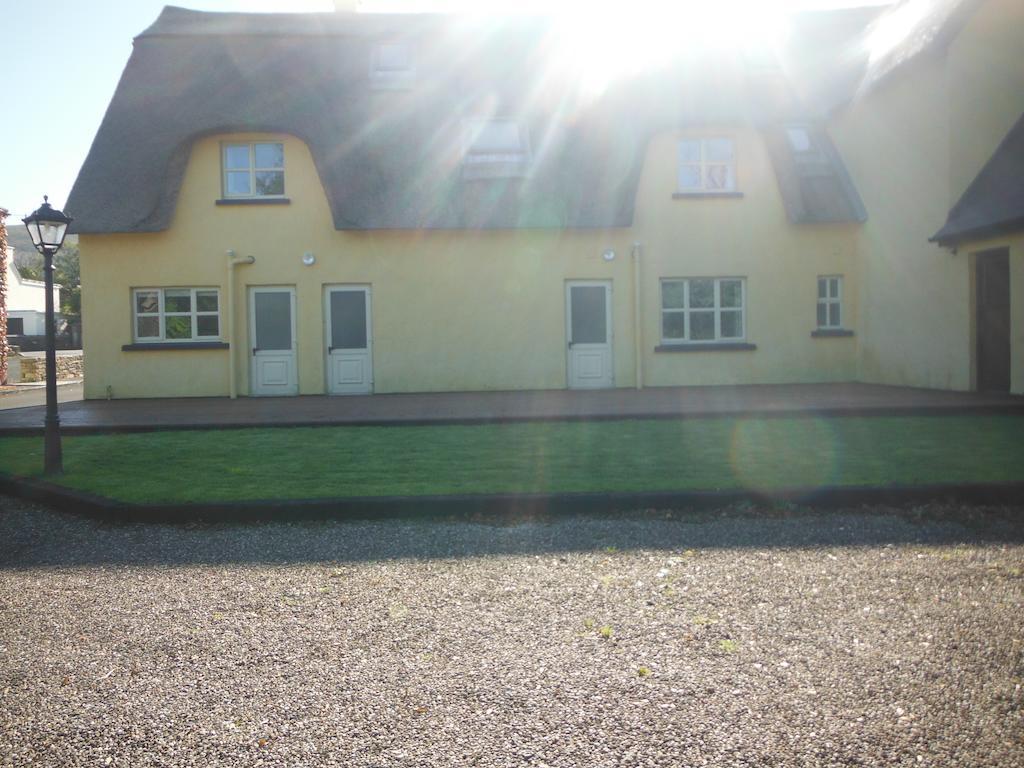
left=0, top=383, right=1020, bottom=435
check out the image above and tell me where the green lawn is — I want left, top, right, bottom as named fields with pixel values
left=0, top=415, right=1021, bottom=504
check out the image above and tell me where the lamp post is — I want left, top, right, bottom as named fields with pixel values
left=22, top=196, right=72, bottom=475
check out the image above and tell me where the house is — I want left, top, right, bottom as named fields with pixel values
left=66, top=0, right=1024, bottom=399
left=3, top=245, right=62, bottom=340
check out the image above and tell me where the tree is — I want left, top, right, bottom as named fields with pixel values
left=53, top=241, right=80, bottom=323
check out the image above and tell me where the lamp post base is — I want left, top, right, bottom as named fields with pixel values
left=44, top=415, right=63, bottom=476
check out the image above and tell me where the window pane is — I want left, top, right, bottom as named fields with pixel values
left=136, top=316, right=159, bottom=338
left=135, top=291, right=159, bottom=314
left=720, top=280, right=742, bottom=308
left=165, top=315, right=193, bottom=340
left=196, top=291, right=219, bottom=312
left=254, top=171, right=284, bottom=196
left=570, top=285, right=607, bottom=344
left=689, top=279, right=714, bottom=308
left=706, top=165, right=729, bottom=190
left=164, top=290, right=191, bottom=313
left=817, top=303, right=827, bottom=327
left=330, top=290, right=368, bottom=350
left=829, top=278, right=840, bottom=299
left=817, top=278, right=827, bottom=299
left=376, top=42, right=411, bottom=72
left=662, top=281, right=686, bottom=309
left=705, top=138, right=734, bottom=162
left=829, top=303, right=841, bottom=327
left=786, top=127, right=812, bottom=153
left=690, top=311, right=715, bottom=340
left=720, top=310, right=742, bottom=338
left=224, top=145, right=250, bottom=169
left=678, top=140, right=700, bottom=163
left=677, top=164, right=701, bottom=189
left=226, top=171, right=251, bottom=196
left=662, top=312, right=686, bottom=340
left=254, top=143, right=284, bottom=169
left=197, top=315, right=219, bottom=337
left=471, top=121, right=522, bottom=154
left=254, top=291, right=292, bottom=351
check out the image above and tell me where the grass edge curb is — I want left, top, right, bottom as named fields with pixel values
left=1, top=475, right=1022, bottom=524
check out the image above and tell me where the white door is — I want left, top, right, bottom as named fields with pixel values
left=249, top=287, right=298, bottom=396
left=566, top=281, right=613, bottom=389
left=325, top=285, right=373, bottom=395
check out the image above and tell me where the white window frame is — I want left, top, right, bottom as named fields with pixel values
left=676, top=137, right=737, bottom=194
left=817, top=275, right=843, bottom=329
left=369, top=41, right=416, bottom=89
left=132, top=288, right=221, bottom=343
left=221, top=142, right=285, bottom=199
left=660, top=278, right=746, bottom=344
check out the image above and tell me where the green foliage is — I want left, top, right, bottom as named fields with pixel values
left=598, top=625, right=614, bottom=639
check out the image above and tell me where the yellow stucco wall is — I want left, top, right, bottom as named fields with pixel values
left=830, top=56, right=966, bottom=390
left=946, top=0, right=1024, bottom=198
left=633, top=130, right=860, bottom=387
left=829, top=0, right=1024, bottom=393
left=80, top=127, right=861, bottom=399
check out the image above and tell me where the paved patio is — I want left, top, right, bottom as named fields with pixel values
left=0, top=382, right=1020, bottom=435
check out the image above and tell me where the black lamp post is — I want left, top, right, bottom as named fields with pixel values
left=22, top=196, right=72, bottom=475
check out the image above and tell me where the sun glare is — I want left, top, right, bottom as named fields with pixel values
left=548, top=1, right=790, bottom=95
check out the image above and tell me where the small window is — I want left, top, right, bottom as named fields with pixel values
left=133, top=288, right=220, bottom=342
left=7, top=317, right=24, bottom=335
left=463, top=119, right=531, bottom=179
left=661, top=278, right=746, bottom=344
left=370, top=41, right=416, bottom=89
left=465, top=120, right=529, bottom=163
left=677, top=138, right=736, bottom=193
left=222, top=142, right=284, bottom=198
left=786, top=127, right=813, bottom=153
left=816, top=276, right=843, bottom=329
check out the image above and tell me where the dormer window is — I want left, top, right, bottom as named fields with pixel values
left=676, top=138, right=736, bottom=194
left=222, top=142, right=284, bottom=198
left=463, top=119, right=531, bottom=179
left=786, top=127, right=813, bottom=153
left=370, top=41, right=416, bottom=89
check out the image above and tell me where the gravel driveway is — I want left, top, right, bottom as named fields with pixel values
left=1, top=499, right=1022, bottom=767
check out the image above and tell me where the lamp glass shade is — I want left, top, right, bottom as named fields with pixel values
left=22, top=198, right=72, bottom=254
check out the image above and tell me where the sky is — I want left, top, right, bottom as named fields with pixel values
left=0, top=0, right=891, bottom=222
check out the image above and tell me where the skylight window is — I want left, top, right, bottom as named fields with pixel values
left=785, top=127, right=814, bottom=154
left=463, top=119, right=531, bottom=179
left=370, top=41, right=415, bottom=89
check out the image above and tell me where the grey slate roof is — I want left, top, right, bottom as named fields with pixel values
left=931, top=112, right=1024, bottom=246
left=67, top=6, right=868, bottom=234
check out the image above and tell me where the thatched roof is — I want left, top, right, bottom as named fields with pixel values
left=67, top=6, right=887, bottom=234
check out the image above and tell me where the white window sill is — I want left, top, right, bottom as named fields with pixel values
left=215, top=197, right=290, bottom=206
left=655, top=342, right=756, bottom=352
left=672, top=191, right=744, bottom=199
left=123, top=342, right=229, bottom=351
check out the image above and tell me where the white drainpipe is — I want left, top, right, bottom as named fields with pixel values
left=632, top=242, right=643, bottom=390
left=226, top=250, right=255, bottom=399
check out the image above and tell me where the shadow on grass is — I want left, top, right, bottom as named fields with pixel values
left=1, top=497, right=1022, bottom=570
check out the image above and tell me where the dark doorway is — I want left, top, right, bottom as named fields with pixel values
left=975, top=249, right=1011, bottom=392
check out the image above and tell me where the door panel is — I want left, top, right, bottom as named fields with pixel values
left=326, top=286, right=373, bottom=395
left=250, top=288, right=297, bottom=396
left=567, top=281, right=613, bottom=389
left=976, top=251, right=1010, bottom=393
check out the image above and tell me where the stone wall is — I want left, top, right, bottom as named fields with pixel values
left=19, top=354, right=84, bottom=383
